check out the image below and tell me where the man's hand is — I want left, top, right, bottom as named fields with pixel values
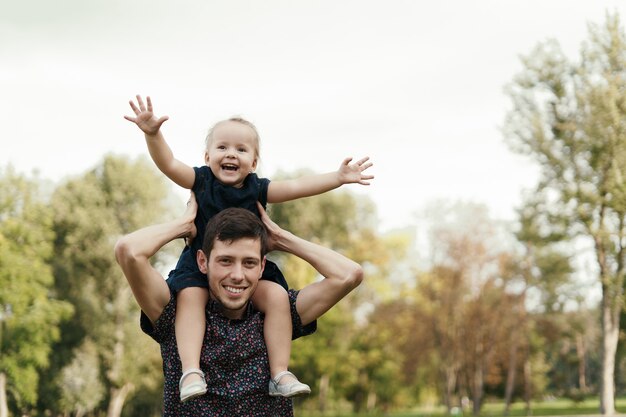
left=183, top=192, right=198, bottom=247
left=115, top=191, right=198, bottom=323
left=337, top=156, right=374, bottom=186
left=124, top=95, right=169, bottom=136
left=256, top=202, right=286, bottom=253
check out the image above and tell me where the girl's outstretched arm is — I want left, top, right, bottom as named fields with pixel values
left=125, top=95, right=195, bottom=189
left=267, top=156, right=374, bottom=203
left=257, top=202, right=363, bottom=326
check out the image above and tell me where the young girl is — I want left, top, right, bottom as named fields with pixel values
left=124, top=95, right=374, bottom=402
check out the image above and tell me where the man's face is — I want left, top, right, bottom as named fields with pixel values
left=197, top=237, right=265, bottom=320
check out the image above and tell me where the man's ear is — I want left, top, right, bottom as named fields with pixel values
left=197, top=250, right=208, bottom=274
left=259, top=256, right=266, bottom=278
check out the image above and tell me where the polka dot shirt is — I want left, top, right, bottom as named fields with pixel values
left=141, top=289, right=317, bottom=416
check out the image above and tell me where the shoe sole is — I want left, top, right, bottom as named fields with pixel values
left=181, top=388, right=208, bottom=402
left=269, top=388, right=311, bottom=398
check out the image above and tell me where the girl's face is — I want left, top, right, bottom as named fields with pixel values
left=204, top=121, right=259, bottom=188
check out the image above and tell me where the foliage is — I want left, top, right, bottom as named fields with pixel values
left=0, top=136, right=614, bottom=416
left=0, top=166, right=73, bottom=412
left=58, top=339, right=105, bottom=414
left=42, top=155, right=177, bottom=416
left=269, top=170, right=409, bottom=414
left=504, top=12, right=626, bottom=414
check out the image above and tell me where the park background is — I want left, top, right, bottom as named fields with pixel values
left=3, top=1, right=626, bottom=416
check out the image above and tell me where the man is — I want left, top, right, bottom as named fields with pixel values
left=114, top=195, right=363, bottom=416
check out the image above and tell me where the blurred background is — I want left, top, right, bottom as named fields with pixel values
left=2, top=1, right=626, bottom=416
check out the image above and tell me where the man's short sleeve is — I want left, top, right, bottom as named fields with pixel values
left=288, top=289, right=317, bottom=340
left=140, top=295, right=176, bottom=343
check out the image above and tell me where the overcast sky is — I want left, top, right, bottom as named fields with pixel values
left=2, top=0, right=625, bottom=232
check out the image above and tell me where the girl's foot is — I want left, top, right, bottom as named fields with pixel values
left=268, top=371, right=311, bottom=398
left=179, top=368, right=207, bottom=402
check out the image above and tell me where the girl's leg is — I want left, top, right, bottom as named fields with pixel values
left=176, top=287, right=210, bottom=401
left=252, top=280, right=310, bottom=397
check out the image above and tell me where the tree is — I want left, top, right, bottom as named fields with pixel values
left=58, top=339, right=105, bottom=417
left=501, top=193, right=575, bottom=415
left=0, top=166, right=72, bottom=415
left=504, top=13, right=626, bottom=414
left=48, top=155, right=176, bottom=417
left=267, top=170, right=404, bottom=413
left=409, top=201, right=522, bottom=415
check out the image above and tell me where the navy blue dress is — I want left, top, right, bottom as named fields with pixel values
left=166, top=166, right=288, bottom=292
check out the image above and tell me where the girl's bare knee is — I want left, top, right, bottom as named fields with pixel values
left=254, top=281, right=289, bottom=312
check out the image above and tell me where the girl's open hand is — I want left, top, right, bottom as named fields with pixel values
left=124, top=95, right=169, bottom=135
left=338, top=156, right=374, bottom=185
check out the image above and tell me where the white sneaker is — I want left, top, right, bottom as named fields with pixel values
left=179, top=368, right=207, bottom=402
left=268, top=371, right=311, bottom=398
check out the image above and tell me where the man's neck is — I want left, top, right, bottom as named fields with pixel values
left=208, top=294, right=249, bottom=320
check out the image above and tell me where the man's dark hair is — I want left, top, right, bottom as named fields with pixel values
left=202, top=208, right=268, bottom=257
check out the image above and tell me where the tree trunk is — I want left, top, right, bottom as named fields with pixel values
left=444, top=365, right=457, bottom=413
left=471, top=340, right=485, bottom=417
left=366, top=391, right=377, bottom=412
left=576, top=332, right=587, bottom=391
left=504, top=337, right=519, bottom=415
left=0, top=372, right=8, bottom=417
left=600, top=298, right=618, bottom=415
left=106, top=384, right=133, bottom=417
left=472, top=365, right=483, bottom=416
left=523, top=357, right=531, bottom=416
left=318, top=374, right=329, bottom=413
left=106, top=288, right=133, bottom=417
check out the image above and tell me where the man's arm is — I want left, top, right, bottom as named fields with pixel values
left=124, top=95, right=196, bottom=189
left=257, top=203, right=363, bottom=326
left=114, top=195, right=198, bottom=324
left=267, top=156, right=374, bottom=204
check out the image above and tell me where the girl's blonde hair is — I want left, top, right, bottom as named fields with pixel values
left=205, top=117, right=261, bottom=158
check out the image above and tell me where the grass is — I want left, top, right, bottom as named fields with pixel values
left=298, top=396, right=626, bottom=417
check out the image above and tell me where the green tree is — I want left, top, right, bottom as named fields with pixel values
left=267, top=171, right=401, bottom=413
left=368, top=295, right=432, bottom=410
left=47, top=155, right=177, bottom=417
left=0, top=166, right=72, bottom=416
left=504, top=13, right=626, bottom=414
left=343, top=320, right=403, bottom=413
left=58, top=339, right=105, bottom=417
left=418, top=265, right=466, bottom=413
left=501, top=194, right=575, bottom=415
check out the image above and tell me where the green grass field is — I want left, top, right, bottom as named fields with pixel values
left=298, top=397, right=626, bottom=417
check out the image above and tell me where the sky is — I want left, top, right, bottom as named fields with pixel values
left=2, top=0, right=625, bottom=233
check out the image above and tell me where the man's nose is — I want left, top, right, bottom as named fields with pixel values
left=230, top=262, right=244, bottom=279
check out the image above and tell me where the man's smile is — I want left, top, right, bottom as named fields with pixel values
left=224, top=285, right=245, bottom=294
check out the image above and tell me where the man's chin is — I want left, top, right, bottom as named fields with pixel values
left=214, top=295, right=250, bottom=318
